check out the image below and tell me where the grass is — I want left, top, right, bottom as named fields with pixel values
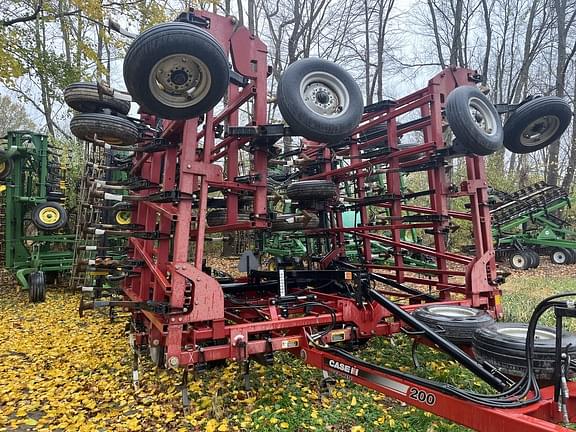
left=0, top=267, right=575, bottom=431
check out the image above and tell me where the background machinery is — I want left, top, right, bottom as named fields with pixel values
left=0, top=131, right=74, bottom=301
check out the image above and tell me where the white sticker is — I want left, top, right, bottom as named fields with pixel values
left=88, top=259, right=96, bottom=265
left=94, top=229, right=105, bottom=235
left=279, top=269, right=286, bottom=297
left=104, top=143, right=111, bottom=150
left=104, top=193, right=123, bottom=202
left=286, top=160, right=294, bottom=166
left=285, top=199, right=292, bottom=204
left=286, top=217, right=295, bottom=224
left=86, top=245, right=97, bottom=251
left=132, top=370, right=139, bottom=382
left=81, top=286, right=94, bottom=292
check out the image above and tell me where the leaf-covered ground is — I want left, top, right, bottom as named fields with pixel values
left=0, top=260, right=574, bottom=431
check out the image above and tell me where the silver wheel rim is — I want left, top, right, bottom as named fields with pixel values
left=149, top=54, right=212, bottom=108
left=519, top=116, right=560, bottom=146
left=468, top=96, right=497, bottom=136
left=427, top=305, right=478, bottom=317
left=497, top=327, right=555, bottom=341
left=511, top=254, right=526, bottom=268
left=553, top=251, right=566, bottom=264
left=300, top=71, right=349, bottom=118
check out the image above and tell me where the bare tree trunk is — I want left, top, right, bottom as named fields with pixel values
left=427, top=0, right=445, bottom=67
left=562, top=76, right=576, bottom=191
left=480, top=0, right=491, bottom=85
left=364, top=0, right=371, bottom=104
left=449, top=0, right=464, bottom=65
left=547, top=0, right=567, bottom=185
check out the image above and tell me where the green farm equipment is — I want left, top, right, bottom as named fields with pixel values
left=0, top=131, right=75, bottom=301
left=489, top=182, right=576, bottom=269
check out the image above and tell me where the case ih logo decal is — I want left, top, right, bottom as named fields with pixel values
left=327, top=359, right=359, bottom=376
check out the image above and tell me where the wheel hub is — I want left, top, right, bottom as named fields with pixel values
left=553, top=251, right=566, bottom=264
left=39, top=207, right=60, bottom=224
left=520, top=116, right=560, bottom=146
left=149, top=54, right=211, bottom=108
left=468, top=96, right=496, bottom=136
left=300, top=71, right=349, bottom=118
left=170, top=69, right=190, bottom=86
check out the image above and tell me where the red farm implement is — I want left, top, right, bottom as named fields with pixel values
left=69, top=9, right=576, bottom=432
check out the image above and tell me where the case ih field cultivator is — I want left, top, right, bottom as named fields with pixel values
left=69, top=9, right=576, bottom=431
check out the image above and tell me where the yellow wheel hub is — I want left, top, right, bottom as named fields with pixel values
left=115, top=210, right=132, bottom=225
left=38, top=207, right=61, bottom=225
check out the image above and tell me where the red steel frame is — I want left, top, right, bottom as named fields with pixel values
left=123, top=10, right=575, bottom=431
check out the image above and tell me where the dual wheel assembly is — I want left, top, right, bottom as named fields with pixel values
left=412, top=305, right=576, bottom=381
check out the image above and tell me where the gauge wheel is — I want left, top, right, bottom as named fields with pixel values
left=473, top=323, right=576, bottom=381
left=286, top=180, right=338, bottom=202
left=206, top=210, right=251, bottom=227
left=411, top=305, right=494, bottom=344
left=503, top=96, right=572, bottom=154
left=28, top=271, right=46, bottom=303
left=64, top=82, right=131, bottom=114
left=526, top=250, right=540, bottom=268
left=124, top=22, right=229, bottom=120
left=566, top=249, right=576, bottom=265
left=70, top=113, right=139, bottom=145
left=508, top=251, right=530, bottom=270
left=550, top=247, right=571, bottom=265
left=277, top=58, right=363, bottom=143
left=32, top=202, right=68, bottom=231
left=445, top=86, right=504, bottom=156
left=114, top=209, right=132, bottom=225
left=0, top=150, right=14, bottom=181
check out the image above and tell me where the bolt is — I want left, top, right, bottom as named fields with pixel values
left=168, top=356, right=179, bottom=368
left=187, top=164, right=191, bottom=169
left=152, top=339, right=160, bottom=346
left=178, top=318, right=182, bottom=322
left=171, top=318, right=175, bottom=322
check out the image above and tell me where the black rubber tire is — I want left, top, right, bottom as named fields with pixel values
left=473, top=323, right=576, bottom=381
left=508, top=251, right=530, bottom=270
left=503, top=97, right=572, bottom=154
left=286, top=180, right=338, bottom=202
left=64, top=82, right=131, bottom=114
left=550, top=247, right=572, bottom=265
left=411, top=305, right=494, bottom=344
left=566, top=249, right=576, bottom=265
left=445, top=86, right=504, bottom=156
left=271, top=213, right=320, bottom=232
left=277, top=58, right=363, bottom=143
left=28, top=271, right=46, bottom=303
left=124, top=22, right=229, bottom=120
left=206, top=210, right=251, bottom=227
left=31, top=202, right=68, bottom=231
left=70, top=113, right=139, bottom=145
left=526, top=250, right=540, bottom=268
left=0, top=150, right=13, bottom=181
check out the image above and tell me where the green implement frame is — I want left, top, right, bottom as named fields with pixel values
left=490, top=182, right=576, bottom=266
left=0, top=131, right=75, bottom=290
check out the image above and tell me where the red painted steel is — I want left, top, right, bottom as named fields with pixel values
left=121, top=10, right=572, bottom=430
